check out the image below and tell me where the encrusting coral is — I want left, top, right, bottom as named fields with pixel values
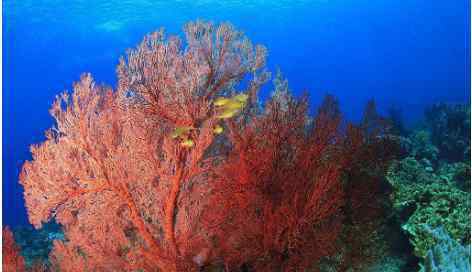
left=19, top=21, right=397, bottom=271
left=387, top=156, right=470, bottom=257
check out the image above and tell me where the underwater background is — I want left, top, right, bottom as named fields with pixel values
left=3, top=1, right=471, bottom=271
left=4, top=0, right=471, bottom=227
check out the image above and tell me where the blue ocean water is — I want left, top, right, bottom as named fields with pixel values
left=3, top=0, right=470, bottom=227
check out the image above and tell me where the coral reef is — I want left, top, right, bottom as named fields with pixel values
left=17, top=21, right=398, bottom=271
left=401, top=182, right=469, bottom=257
left=387, top=157, right=470, bottom=258
left=365, top=255, right=407, bottom=272
left=407, top=130, right=439, bottom=165
left=15, top=19, right=469, bottom=272
left=425, top=103, right=471, bottom=162
left=387, top=157, right=437, bottom=190
left=437, top=162, right=470, bottom=191
left=387, top=103, right=471, bottom=272
left=420, top=226, right=471, bottom=272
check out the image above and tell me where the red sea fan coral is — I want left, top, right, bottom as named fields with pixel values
left=3, top=227, right=26, bottom=272
left=20, top=21, right=268, bottom=271
left=201, top=73, right=347, bottom=271
left=335, top=101, right=400, bottom=271
left=19, top=20, right=394, bottom=272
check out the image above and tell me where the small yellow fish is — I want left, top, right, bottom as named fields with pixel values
left=223, top=100, right=245, bottom=111
left=233, top=93, right=249, bottom=103
left=213, top=94, right=248, bottom=119
left=217, top=108, right=240, bottom=119
left=213, top=124, right=224, bottom=134
left=171, top=126, right=193, bottom=139
left=213, top=97, right=231, bottom=107
left=180, top=139, right=195, bottom=148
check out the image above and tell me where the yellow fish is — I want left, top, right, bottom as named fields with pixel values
left=213, top=93, right=248, bottom=119
left=217, top=108, right=240, bottom=119
left=213, top=97, right=231, bottom=107
left=223, top=100, right=245, bottom=111
left=233, top=93, right=249, bottom=103
left=180, top=139, right=195, bottom=148
left=213, top=124, right=224, bottom=134
left=171, top=126, right=193, bottom=139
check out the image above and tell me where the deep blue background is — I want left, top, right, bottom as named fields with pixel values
left=3, top=1, right=470, bottom=227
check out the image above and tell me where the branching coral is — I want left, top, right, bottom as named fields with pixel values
left=319, top=100, right=401, bottom=272
left=21, top=21, right=268, bottom=271
left=19, top=21, right=396, bottom=272
left=202, top=78, right=347, bottom=270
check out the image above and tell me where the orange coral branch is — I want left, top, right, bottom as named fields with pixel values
left=164, top=159, right=184, bottom=256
